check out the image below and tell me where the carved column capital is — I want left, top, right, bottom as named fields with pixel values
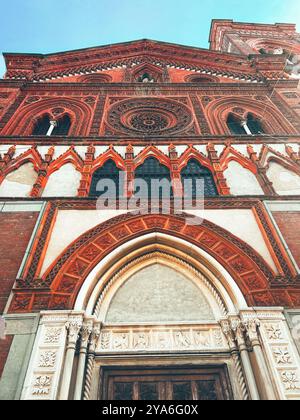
left=65, top=321, right=82, bottom=346
left=231, top=318, right=247, bottom=350
left=243, top=319, right=261, bottom=347
left=80, top=323, right=93, bottom=350
left=220, top=319, right=237, bottom=350
left=89, top=322, right=102, bottom=353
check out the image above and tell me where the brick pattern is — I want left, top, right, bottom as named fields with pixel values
left=0, top=336, right=13, bottom=378
left=0, top=212, right=38, bottom=313
left=273, top=212, right=300, bottom=268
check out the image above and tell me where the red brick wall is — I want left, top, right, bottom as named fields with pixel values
left=0, top=336, right=13, bottom=378
left=273, top=212, right=300, bottom=267
left=0, top=212, right=38, bottom=313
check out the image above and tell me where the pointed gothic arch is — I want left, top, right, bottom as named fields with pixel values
left=180, top=158, right=218, bottom=197
left=47, top=147, right=84, bottom=175
left=134, top=146, right=171, bottom=170
left=8, top=212, right=280, bottom=313
left=131, top=63, right=165, bottom=83
left=42, top=163, right=82, bottom=198
left=89, top=159, right=124, bottom=198
left=134, top=157, right=173, bottom=198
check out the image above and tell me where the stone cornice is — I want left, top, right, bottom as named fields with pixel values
left=0, top=135, right=299, bottom=146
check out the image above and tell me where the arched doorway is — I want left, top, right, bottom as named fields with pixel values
left=91, top=251, right=235, bottom=400
left=21, top=215, right=294, bottom=401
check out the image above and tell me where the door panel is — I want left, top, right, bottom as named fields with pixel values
left=102, top=366, right=233, bottom=401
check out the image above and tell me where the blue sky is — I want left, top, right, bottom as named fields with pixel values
left=0, top=0, right=300, bottom=77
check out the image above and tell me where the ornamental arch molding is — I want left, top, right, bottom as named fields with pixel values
left=205, top=97, right=296, bottom=135
left=2, top=97, right=94, bottom=136
left=9, top=213, right=280, bottom=313
left=246, top=38, right=300, bottom=54
left=80, top=247, right=234, bottom=320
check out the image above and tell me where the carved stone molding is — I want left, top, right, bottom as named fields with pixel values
left=259, top=314, right=300, bottom=400
left=96, top=325, right=228, bottom=353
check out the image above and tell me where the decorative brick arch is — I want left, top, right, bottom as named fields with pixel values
left=265, top=156, right=300, bottom=177
left=131, top=63, right=165, bottom=82
left=92, top=148, right=126, bottom=174
left=247, top=38, right=300, bottom=54
left=2, top=97, right=93, bottom=136
left=0, top=147, right=42, bottom=184
left=178, top=146, right=213, bottom=172
left=78, top=73, right=112, bottom=83
left=134, top=146, right=171, bottom=170
left=185, top=74, right=220, bottom=83
left=9, top=212, right=282, bottom=314
left=220, top=145, right=259, bottom=175
left=206, top=97, right=296, bottom=135
left=47, top=147, right=84, bottom=176
left=256, top=146, right=300, bottom=176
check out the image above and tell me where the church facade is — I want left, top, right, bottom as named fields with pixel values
left=0, top=19, right=300, bottom=400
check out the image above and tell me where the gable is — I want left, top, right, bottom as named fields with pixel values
left=3, top=39, right=263, bottom=83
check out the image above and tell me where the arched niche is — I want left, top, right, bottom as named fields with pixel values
left=267, top=161, right=300, bottom=195
left=0, top=162, right=37, bottom=197
left=224, top=161, right=264, bottom=196
left=42, top=163, right=81, bottom=197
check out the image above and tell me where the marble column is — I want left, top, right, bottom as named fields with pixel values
left=231, top=318, right=260, bottom=400
left=83, top=323, right=101, bottom=401
left=221, top=319, right=249, bottom=400
left=74, top=322, right=93, bottom=400
left=59, top=320, right=82, bottom=400
left=241, top=120, right=252, bottom=135
left=46, top=120, right=57, bottom=136
left=244, top=319, right=277, bottom=400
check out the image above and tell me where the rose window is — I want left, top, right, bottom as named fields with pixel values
left=130, top=112, right=169, bottom=133
left=107, top=98, right=193, bottom=135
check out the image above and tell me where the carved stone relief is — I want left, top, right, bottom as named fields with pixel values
left=97, top=325, right=227, bottom=353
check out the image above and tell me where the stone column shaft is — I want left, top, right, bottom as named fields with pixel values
left=74, top=324, right=93, bottom=400
left=244, top=319, right=277, bottom=400
left=83, top=324, right=101, bottom=401
left=59, top=321, right=82, bottom=400
left=46, top=120, right=57, bottom=136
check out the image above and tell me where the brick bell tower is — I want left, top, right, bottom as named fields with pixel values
left=0, top=20, right=300, bottom=401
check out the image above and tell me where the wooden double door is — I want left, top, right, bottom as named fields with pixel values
left=102, top=366, right=233, bottom=401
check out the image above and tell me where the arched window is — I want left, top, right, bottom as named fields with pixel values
left=227, top=114, right=246, bottom=135
left=90, top=159, right=123, bottom=198
left=52, top=115, right=71, bottom=136
left=246, top=113, right=265, bottom=135
left=227, top=113, right=265, bottom=135
left=181, top=159, right=218, bottom=197
left=138, top=73, right=155, bottom=83
left=32, top=114, right=71, bottom=136
left=32, top=115, right=51, bottom=135
left=134, top=157, right=172, bottom=198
